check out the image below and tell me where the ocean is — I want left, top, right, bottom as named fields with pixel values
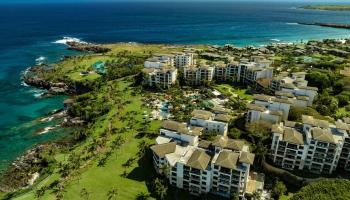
left=0, top=1, right=349, bottom=171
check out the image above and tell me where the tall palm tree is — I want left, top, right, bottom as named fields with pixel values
left=107, top=187, right=118, bottom=200
left=80, top=188, right=90, bottom=200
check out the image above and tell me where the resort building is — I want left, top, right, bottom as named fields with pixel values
left=246, top=94, right=291, bottom=124
left=270, top=116, right=349, bottom=174
left=190, top=109, right=231, bottom=136
left=269, top=72, right=318, bottom=106
left=174, top=53, right=196, bottom=68
left=144, top=54, right=175, bottom=68
left=183, top=64, right=215, bottom=86
left=142, top=67, right=178, bottom=89
left=151, top=121, right=262, bottom=198
left=213, top=61, right=240, bottom=82
left=238, top=59, right=274, bottom=85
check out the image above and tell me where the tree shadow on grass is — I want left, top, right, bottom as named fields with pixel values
left=126, top=149, right=156, bottom=182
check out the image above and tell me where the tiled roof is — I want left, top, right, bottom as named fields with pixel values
left=239, top=152, right=255, bottom=165
left=191, top=110, right=213, bottom=120
left=186, top=149, right=211, bottom=170
left=311, top=128, right=335, bottom=144
left=283, top=128, right=304, bottom=145
left=214, top=114, right=232, bottom=123
left=247, top=104, right=267, bottom=112
left=150, top=142, right=177, bottom=158
left=215, top=151, right=239, bottom=169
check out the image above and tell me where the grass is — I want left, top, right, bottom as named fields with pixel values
left=214, top=84, right=253, bottom=100
left=12, top=79, right=162, bottom=200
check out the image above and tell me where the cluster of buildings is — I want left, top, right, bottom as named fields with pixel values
left=142, top=53, right=195, bottom=88
left=270, top=116, right=350, bottom=174
left=142, top=52, right=275, bottom=89
left=150, top=110, right=264, bottom=198
left=246, top=71, right=318, bottom=125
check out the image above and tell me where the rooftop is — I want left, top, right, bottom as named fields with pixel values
left=150, top=142, right=177, bottom=158
left=191, top=109, right=213, bottom=120
left=186, top=149, right=211, bottom=170
left=311, top=127, right=336, bottom=144
left=215, top=150, right=239, bottom=169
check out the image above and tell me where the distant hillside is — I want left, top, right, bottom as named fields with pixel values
left=301, top=5, right=350, bottom=11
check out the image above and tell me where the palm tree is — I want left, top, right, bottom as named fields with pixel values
left=107, top=187, right=118, bottom=200
left=136, top=192, right=150, bottom=200
left=35, top=187, right=46, bottom=199
left=80, top=188, right=90, bottom=200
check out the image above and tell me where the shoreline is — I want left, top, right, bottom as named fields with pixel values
left=1, top=36, right=350, bottom=195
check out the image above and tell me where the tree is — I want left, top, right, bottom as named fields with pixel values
left=151, top=178, right=168, bottom=200
left=291, top=179, right=350, bottom=200
left=246, top=120, right=272, bottom=144
left=272, top=180, right=287, bottom=200
left=35, top=187, right=46, bottom=199
left=80, top=188, right=90, bottom=200
left=136, top=192, right=150, bottom=200
left=107, top=187, right=118, bottom=200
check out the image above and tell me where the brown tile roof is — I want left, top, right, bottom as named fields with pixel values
left=186, top=149, right=211, bottom=170
left=336, top=121, right=350, bottom=131
left=191, top=110, right=213, bottom=120
left=247, top=104, right=267, bottom=112
left=215, top=151, right=239, bottom=169
left=161, top=120, right=187, bottom=133
left=271, top=124, right=284, bottom=134
left=311, top=128, right=335, bottom=144
left=283, top=128, right=304, bottom=145
left=198, top=140, right=212, bottom=149
left=150, top=142, right=177, bottom=158
left=212, top=136, right=245, bottom=151
left=239, top=152, right=255, bottom=165
left=226, top=139, right=245, bottom=151
left=214, top=114, right=232, bottom=123
left=212, top=136, right=228, bottom=148
left=253, top=94, right=272, bottom=102
left=302, top=115, right=329, bottom=128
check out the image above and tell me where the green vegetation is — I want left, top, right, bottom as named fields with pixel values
left=291, top=179, right=350, bottom=200
left=9, top=79, right=161, bottom=200
left=213, top=84, right=253, bottom=100
left=301, top=5, right=350, bottom=11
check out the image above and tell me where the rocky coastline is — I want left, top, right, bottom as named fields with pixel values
left=299, top=22, right=350, bottom=30
left=66, top=41, right=111, bottom=53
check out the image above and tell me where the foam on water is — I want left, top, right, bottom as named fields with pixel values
left=53, top=37, right=87, bottom=45
left=35, top=56, right=46, bottom=65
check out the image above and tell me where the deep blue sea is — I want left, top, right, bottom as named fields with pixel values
left=0, top=1, right=349, bottom=171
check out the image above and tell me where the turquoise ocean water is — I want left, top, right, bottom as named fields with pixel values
left=0, top=1, right=349, bottom=171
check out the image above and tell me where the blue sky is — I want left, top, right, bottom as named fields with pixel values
left=1, top=0, right=350, bottom=3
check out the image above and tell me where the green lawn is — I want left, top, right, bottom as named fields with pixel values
left=214, top=84, right=253, bottom=100
left=13, top=79, right=162, bottom=200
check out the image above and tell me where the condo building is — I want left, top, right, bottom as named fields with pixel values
left=142, top=67, right=178, bottom=89
left=174, top=53, right=196, bottom=68
left=270, top=115, right=350, bottom=174
left=183, top=64, right=215, bottom=86
left=190, top=109, right=232, bottom=136
left=151, top=120, right=262, bottom=198
left=246, top=94, right=291, bottom=124
left=269, top=72, right=318, bottom=106
left=144, top=55, right=175, bottom=68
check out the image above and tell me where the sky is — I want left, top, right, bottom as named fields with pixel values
left=1, top=0, right=350, bottom=4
